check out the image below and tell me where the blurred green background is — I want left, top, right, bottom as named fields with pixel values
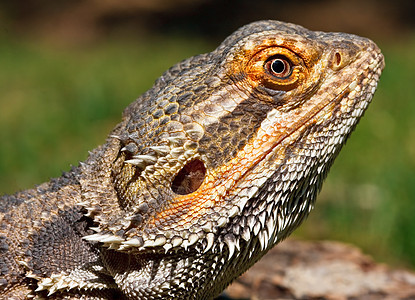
left=0, top=0, right=414, bottom=268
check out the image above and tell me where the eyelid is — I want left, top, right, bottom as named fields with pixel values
left=246, top=47, right=305, bottom=91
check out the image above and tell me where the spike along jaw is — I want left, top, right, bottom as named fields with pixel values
left=81, top=22, right=384, bottom=267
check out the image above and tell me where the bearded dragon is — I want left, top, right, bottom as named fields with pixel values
left=0, top=20, right=384, bottom=299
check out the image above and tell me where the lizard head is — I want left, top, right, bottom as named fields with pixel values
left=80, top=20, right=384, bottom=294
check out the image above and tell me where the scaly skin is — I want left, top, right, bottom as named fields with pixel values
left=0, top=20, right=384, bottom=299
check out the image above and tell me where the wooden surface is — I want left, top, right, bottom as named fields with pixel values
left=223, top=239, right=415, bottom=300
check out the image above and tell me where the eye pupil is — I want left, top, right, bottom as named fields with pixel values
left=271, top=59, right=286, bottom=74
left=265, top=56, right=292, bottom=78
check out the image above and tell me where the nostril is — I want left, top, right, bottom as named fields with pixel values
left=171, top=159, right=206, bottom=195
left=335, top=52, right=342, bottom=67
left=330, top=51, right=347, bottom=71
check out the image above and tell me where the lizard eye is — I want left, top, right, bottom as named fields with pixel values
left=246, top=47, right=304, bottom=91
left=171, top=159, right=206, bottom=195
left=264, top=56, right=292, bottom=78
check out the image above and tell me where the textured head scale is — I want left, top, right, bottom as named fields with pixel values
left=80, top=20, right=384, bottom=298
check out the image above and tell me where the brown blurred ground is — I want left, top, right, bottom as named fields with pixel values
left=1, top=0, right=414, bottom=44
left=223, top=239, right=415, bottom=300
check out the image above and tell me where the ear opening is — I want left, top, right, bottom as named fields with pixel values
left=171, top=159, right=206, bottom=195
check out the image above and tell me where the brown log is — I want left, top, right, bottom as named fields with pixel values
left=223, top=239, right=415, bottom=300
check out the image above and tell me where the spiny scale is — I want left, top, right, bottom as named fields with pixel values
left=0, top=20, right=383, bottom=299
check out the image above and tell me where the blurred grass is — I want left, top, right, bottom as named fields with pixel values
left=0, top=34, right=414, bottom=268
